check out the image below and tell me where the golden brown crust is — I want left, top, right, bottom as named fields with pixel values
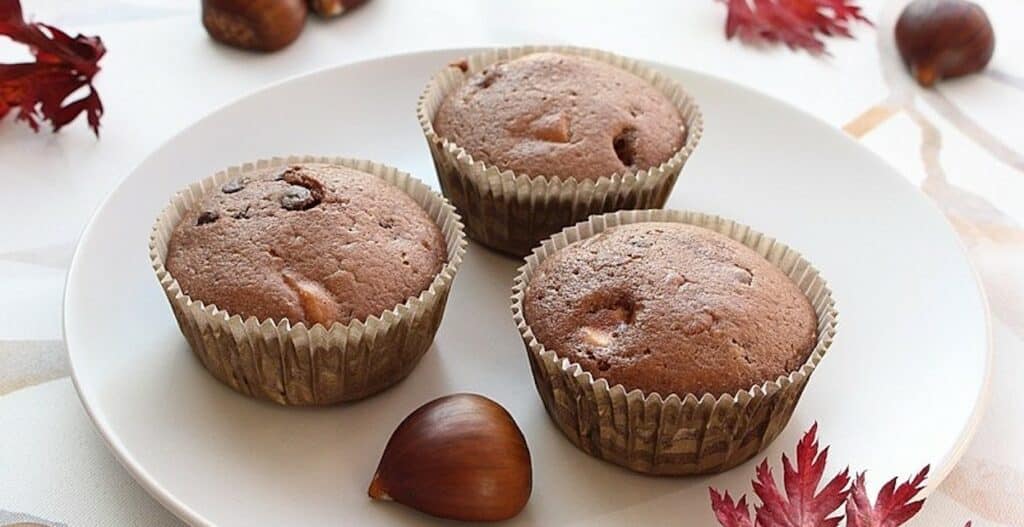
left=433, top=52, right=686, bottom=181
left=165, top=163, right=447, bottom=327
left=523, top=222, right=817, bottom=397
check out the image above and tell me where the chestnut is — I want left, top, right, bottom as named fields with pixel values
left=309, top=0, right=368, bottom=18
left=368, top=394, right=532, bottom=522
left=895, top=0, right=995, bottom=87
left=202, top=0, right=308, bottom=52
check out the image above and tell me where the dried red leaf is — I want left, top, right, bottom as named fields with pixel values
left=752, top=423, right=851, bottom=527
left=708, top=424, right=970, bottom=527
left=709, top=424, right=850, bottom=527
left=845, top=467, right=929, bottom=527
left=0, top=0, right=105, bottom=135
left=718, top=0, right=872, bottom=54
left=709, top=490, right=755, bottom=527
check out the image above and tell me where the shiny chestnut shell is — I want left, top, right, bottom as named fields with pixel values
left=368, top=394, right=532, bottom=522
left=895, top=0, right=995, bottom=86
left=202, top=0, right=308, bottom=52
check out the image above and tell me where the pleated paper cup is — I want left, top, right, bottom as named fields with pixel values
left=150, top=156, right=467, bottom=406
left=418, top=45, right=703, bottom=256
left=511, top=210, right=837, bottom=475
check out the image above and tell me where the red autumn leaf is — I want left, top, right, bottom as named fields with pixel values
left=752, top=423, right=851, bottom=527
left=845, top=467, right=930, bottom=527
left=0, top=0, right=105, bottom=135
left=709, top=424, right=851, bottom=527
left=717, top=0, right=872, bottom=54
left=709, top=489, right=755, bottom=527
left=708, top=424, right=969, bottom=527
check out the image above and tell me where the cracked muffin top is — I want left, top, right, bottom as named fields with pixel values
left=165, top=163, right=447, bottom=327
left=433, top=52, right=686, bottom=181
left=522, top=222, right=817, bottom=397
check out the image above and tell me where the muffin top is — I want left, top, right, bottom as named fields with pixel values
left=165, top=163, right=447, bottom=327
left=433, top=52, right=686, bottom=181
left=522, top=222, right=817, bottom=397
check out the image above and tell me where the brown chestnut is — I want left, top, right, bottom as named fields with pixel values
left=368, top=394, right=532, bottom=522
left=309, top=0, right=368, bottom=18
left=202, top=0, right=308, bottom=52
left=895, top=0, right=995, bottom=87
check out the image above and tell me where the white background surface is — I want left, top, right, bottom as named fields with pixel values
left=1, top=1, right=1023, bottom=526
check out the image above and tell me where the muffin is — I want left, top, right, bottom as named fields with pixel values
left=511, top=210, right=837, bottom=475
left=165, top=163, right=447, bottom=327
left=433, top=52, right=686, bottom=181
left=419, top=45, right=702, bottom=256
left=524, top=222, right=817, bottom=397
left=150, top=157, right=466, bottom=405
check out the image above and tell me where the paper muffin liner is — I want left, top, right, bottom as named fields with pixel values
left=150, top=156, right=467, bottom=406
left=418, top=45, right=704, bottom=256
left=511, top=210, right=838, bottom=475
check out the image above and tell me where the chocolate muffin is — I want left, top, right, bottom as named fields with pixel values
left=165, top=163, right=447, bottom=327
left=522, top=222, right=817, bottom=397
left=432, top=52, right=687, bottom=181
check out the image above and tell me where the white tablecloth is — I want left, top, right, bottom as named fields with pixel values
left=1, top=1, right=1022, bottom=525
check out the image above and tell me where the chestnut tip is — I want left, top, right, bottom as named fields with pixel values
left=367, top=473, right=391, bottom=501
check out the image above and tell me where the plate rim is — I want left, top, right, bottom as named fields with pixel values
left=62, top=46, right=994, bottom=527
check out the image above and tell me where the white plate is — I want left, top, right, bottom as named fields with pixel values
left=65, top=49, right=990, bottom=527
